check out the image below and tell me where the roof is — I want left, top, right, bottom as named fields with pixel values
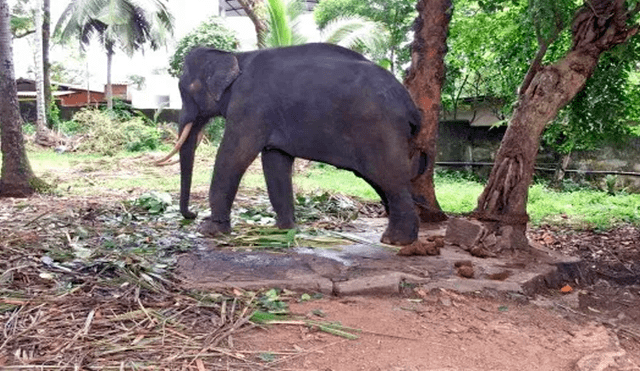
left=222, top=0, right=319, bottom=16
left=16, top=78, right=110, bottom=94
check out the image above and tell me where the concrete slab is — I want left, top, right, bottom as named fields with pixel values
left=176, top=219, right=583, bottom=296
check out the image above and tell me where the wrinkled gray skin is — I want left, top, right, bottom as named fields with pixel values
left=178, top=43, right=424, bottom=245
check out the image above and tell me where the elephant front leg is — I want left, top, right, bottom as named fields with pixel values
left=262, top=149, right=295, bottom=229
left=199, top=135, right=262, bottom=237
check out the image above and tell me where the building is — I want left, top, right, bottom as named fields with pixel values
left=16, top=78, right=129, bottom=108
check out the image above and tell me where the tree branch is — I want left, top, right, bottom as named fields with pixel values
left=236, top=0, right=267, bottom=47
left=13, top=28, right=35, bottom=38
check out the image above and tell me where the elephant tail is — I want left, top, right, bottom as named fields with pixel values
left=411, top=151, right=429, bottom=180
left=408, top=107, right=422, bottom=137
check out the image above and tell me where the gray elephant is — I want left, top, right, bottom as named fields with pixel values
left=156, top=43, right=426, bottom=245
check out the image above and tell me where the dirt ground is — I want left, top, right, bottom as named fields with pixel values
left=1, top=155, right=640, bottom=370
left=236, top=292, right=639, bottom=371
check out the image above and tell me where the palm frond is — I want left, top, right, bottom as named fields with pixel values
left=264, top=0, right=307, bottom=48
left=265, top=0, right=292, bottom=47
left=54, top=0, right=173, bottom=54
left=322, top=16, right=391, bottom=62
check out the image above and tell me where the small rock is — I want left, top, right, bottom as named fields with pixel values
left=469, top=245, right=495, bottom=258
left=445, top=218, right=485, bottom=249
left=427, top=235, right=445, bottom=247
left=457, top=265, right=475, bottom=278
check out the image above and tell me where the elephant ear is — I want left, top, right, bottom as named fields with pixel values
left=206, top=52, right=240, bottom=101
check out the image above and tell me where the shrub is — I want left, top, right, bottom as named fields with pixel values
left=205, top=117, right=226, bottom=144
left=72, top=108, right=162, bottom=155
left=22, top=122, right=36, bottom=135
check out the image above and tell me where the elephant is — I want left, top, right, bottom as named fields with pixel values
left=156, top=43, right=426, bottom=245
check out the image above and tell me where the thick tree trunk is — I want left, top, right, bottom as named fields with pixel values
left=474, top=0, right=637, bottom=250
left=0, top=0, right=38, bottom=197
left=403, top=0, right=451, bottom=222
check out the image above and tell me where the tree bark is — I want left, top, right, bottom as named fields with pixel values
left=236, top=0, right=267, bottom=48
left=474, top=0, right=637, bottom=249
left=0, top=0, right=39, bottom=198
left=403, top=0, right=451, bottom=222
left=106, top=46, right=114, bottom=110
left=34, top=0, right=47, bottom=138
left=42, top=0, right=51, bottom=123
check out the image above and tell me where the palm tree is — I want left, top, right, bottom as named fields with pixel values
left=55, top=0, right=174, bottom=109
left=322, top=16, right=393, bottom=70
left=0, top=0, right=42, bottom=197
left=263, top=0, right=307, bottom=48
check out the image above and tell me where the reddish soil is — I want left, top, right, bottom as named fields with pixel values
left=235, top=291, right=639, bottom=371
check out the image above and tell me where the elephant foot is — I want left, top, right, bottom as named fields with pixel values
left=275, top=218, right=296, bottom=230
left=198, top=217, right=231, bottom=237
left=380, top=216, right=419, bottom=246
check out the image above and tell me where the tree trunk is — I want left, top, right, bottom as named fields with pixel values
left=106, top=47, right=114, bottom=109
left=236, top=0, right=268, bottom=48
left=474, top=0, right=637, bottom=250
left=0, top=0, right=39, bottom=197
left=34, top=0, right=47, bottom=140
left=42, top=0, right=51, bottom=123
left=403, top=0, right=451, bottom=222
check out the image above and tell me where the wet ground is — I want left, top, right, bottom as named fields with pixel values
left=177, top=218, right=582, bottom=297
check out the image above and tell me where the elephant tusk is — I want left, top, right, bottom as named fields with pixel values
left=154, top=122, right=193, bottom=166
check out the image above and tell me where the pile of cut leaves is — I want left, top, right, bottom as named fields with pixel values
left=0, top=190, right=376, bottom=369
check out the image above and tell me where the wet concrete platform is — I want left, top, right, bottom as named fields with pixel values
left=176, top=219, right=583, bottom=296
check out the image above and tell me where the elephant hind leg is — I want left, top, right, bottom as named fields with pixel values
left=380, top=188, right=419, bottom=245
left=262, top=149, right=296, bottom=229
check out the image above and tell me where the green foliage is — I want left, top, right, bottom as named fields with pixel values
left=527, top=184, right=640, bottom=229
left=47, top=102, right=62, bottom=129
left=527, top=0, right=574, bottom=44
left=544, top=44, right=640, bottom=153
left=322, top=16, right=392, bottom=65
left=263, top=0, right=307, bottom=48
left=9, top=0, right=33, bottom=38
left=256, top=288, right=289, bottom=314
left=22, top=122, right=36, bottom=136
left=314, top=0, right=415, bottom=73
left=54, top=119, right=85, bottom=135
left=70, top=108, right=163, bottom=155
left=445, top=0, right=537, bottom=115
left=204, top=117, right=226, bottom=144
left=447, top=0, right=640, bottom=155
left=55, top=0, right=175, bottom=57
left=133, top=191, right=173, bottom=214
left=168, top=16, right=239, bottom=78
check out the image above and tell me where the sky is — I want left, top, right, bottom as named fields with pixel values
left=11, top=0, right=321, bottom=95
left=13, top=0, right=221, bottom=85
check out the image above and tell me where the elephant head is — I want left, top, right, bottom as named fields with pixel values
left=154, top=48, right=241, bottom=219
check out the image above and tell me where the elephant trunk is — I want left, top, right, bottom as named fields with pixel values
left=179, top=128, right=199, bottom=219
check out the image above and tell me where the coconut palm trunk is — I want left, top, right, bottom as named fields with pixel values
left=106, top=43, right=114, bottom=109
left=0, top=0, right=40, bottom=197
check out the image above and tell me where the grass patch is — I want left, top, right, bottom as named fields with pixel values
left=528, top=184, right=640, bottom=229
left=9, top=148, right=640, bottom=230
left=293, top=166, right=379, bottom=200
